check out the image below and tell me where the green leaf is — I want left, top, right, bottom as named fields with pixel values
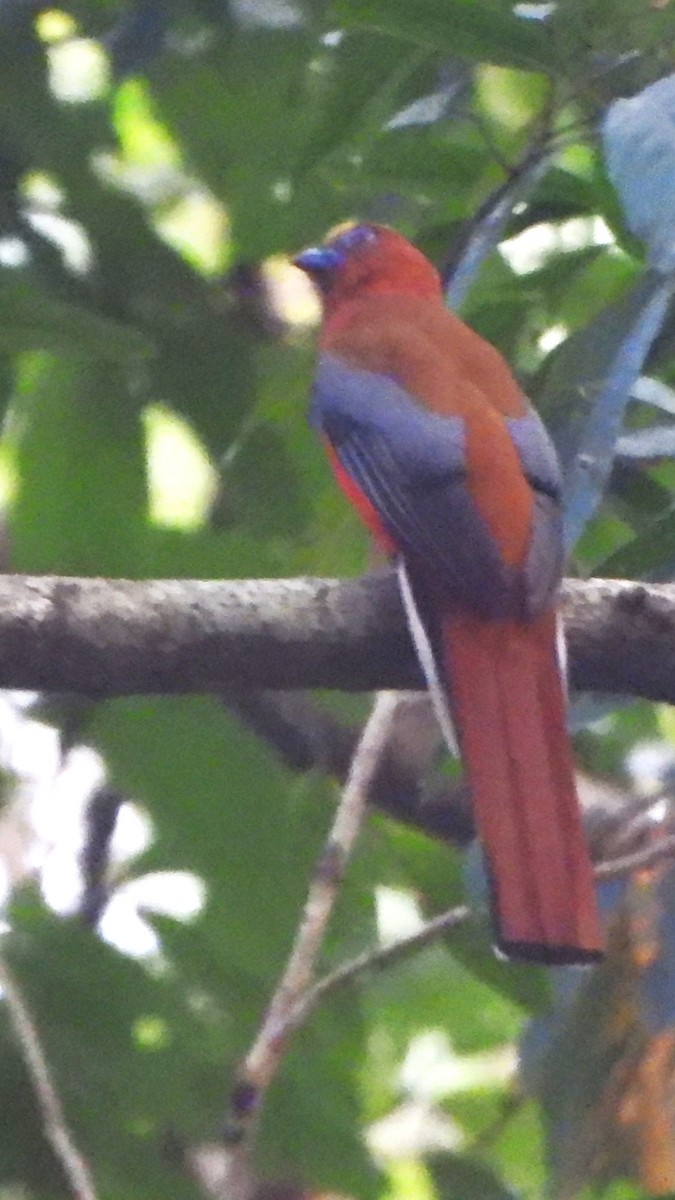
left=292, top=32, right=428, bottom=176
left=90, top=697, right=379, bottom=1195
left=534, top=271, right=675, bottom=547
left=550, top=0, right=675, bottom=76
left=599, top=502, right=675, bottom=579
left=219, top=422, right=314, bottom=540
left=9, top=353, right=148, bottom=575
left=330, top=0, right=556, bottom=71
left=378, top=824, right=549, bottom=1014
left=487, top=1100, right=546, bottom=1196
left=0, top=272, right=153, bottom=361
left=150, top=27, right=325, bottom=257
left=2, top=895, right=209, bottom=1200
left=429, top=1152, right=519, bottom=1200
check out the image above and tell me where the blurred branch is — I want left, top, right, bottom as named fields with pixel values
left=563, top=271, right=675, bottom=549
left=595, top=834, right=675, bottom=881
left=223, top=692, right=401, bottom=1194
left=78, top=785, right=124, bottom=928
left=0, top=956, right=99, bottom=1200
left=443, top=140, right=549, bottom=309
left=0, top=573, right=673, bottom=701
left=292, top=903, right=471, bottom=1026
left=232, top=840, right=675, bottom=1043
left=103, top=2, right=168, bottom=77
left=223, top=695, right=664, bottom=857
left=222, top=688, right=474, bottom=846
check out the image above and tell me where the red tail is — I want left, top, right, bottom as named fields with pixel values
left=444, top=610, right=603, bottom=964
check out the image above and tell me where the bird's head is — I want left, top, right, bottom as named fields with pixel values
left=293, top=222, right=440, bottom=311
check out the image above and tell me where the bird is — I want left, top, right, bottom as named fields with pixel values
left=294, top=221, right=603, bottom=965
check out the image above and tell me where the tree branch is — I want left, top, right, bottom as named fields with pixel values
left=594, top=834, right=675, bottom=881
left=290, top=903, right=472, bottom=1030
left=0, top=956, right=99, bottom=1200
left=222, top=688, right=474, bottom=846
left=0, top=572, right=672, bottom=701
left=222, top=692, right=401, bottom=1195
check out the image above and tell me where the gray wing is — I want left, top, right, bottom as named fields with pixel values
left=312, top=353, right=564, bottom=620
left=312, top=354, right=519, bottom=618
left=507, top=408, right=565, bottom=617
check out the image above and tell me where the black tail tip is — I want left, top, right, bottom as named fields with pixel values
left=496, top=937, right=605, bottom=967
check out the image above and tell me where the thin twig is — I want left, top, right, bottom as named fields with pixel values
left=289, top=904, right=471, bottom=1031
left=223, top=691, right=402, bottom=1156
left=443, top=144, right=549, bottom=310
left=287, top=826, right=675, bottom=1019
left=0, top=955, right=98, bottom=1200
left=281, top=837, right=675, bottom=1032
left=594, top=834, right=675, bottom=881
left=79, top=785, right=124, bottom=928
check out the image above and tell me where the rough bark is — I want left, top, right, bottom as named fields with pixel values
left=0, top=572, right=671, bottom=701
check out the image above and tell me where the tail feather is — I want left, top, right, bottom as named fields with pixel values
left=445, top=610, right=603, bottom=963
left=398, top=561, right=603, bottom=964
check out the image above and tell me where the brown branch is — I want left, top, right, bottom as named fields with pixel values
left=232, top=832, right=675, bottom=1051
left=235, top=839, right=675, bottom=1049
left=282, top=838, right=675, bottom=1018
left=223, top=692, right=401, bottom=1189
left=0, top=573, right=671, bottom=700
left=289, top=904, right=471, bottom=1030
left=561, top=578, right=675, bottom=701
left=594, top=834, right=675, bottom=881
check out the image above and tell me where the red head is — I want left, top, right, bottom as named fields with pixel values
left=293, top=223, right=441, bottom=314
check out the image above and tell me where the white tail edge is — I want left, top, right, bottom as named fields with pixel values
left=396, top=558, right=458, bottom=756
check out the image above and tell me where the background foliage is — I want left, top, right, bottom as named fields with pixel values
left=1, top=1, right=675, bottom=1198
